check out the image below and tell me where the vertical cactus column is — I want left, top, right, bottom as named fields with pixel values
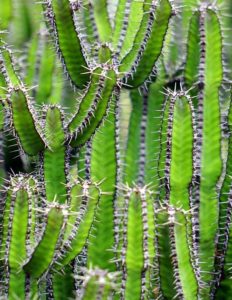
left=185, top=6, right=223, bottom=296
left=119, top=186, right=155, bottom=300
left=0, top=176, right=37, bottom=299
left=155, top=89, right=198, bottom=299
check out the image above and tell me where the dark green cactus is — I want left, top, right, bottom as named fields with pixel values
left=0, top=0, right=232, bottom=299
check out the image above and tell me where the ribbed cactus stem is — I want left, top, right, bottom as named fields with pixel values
left=43, top=105, right=67, bottom=203
left=54, top=180, right=100, bottom=268
left=0, top=176, right=37, bottom=299
left=212, top=101, right=232, bottom=296
left=44, top=0, right=89, bottom=89
left=156, top=205, right=198, bottom=299
left=120, top=185, right=155, bottom=299
left=23, top=204, right=65, bottom=278
left=70, top=67, right=117, bottom=147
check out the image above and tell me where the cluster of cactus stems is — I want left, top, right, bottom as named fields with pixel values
left=0, top=0, right=232, bottom=299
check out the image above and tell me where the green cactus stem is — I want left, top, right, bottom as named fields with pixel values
left=45, top=0, right=89, bottom=89
left=23, top=205, right=65, bottom=278
left=43, top=105, right=67, bottom=203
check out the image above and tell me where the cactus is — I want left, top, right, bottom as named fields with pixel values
left=1, top=0, right=232, bottom=299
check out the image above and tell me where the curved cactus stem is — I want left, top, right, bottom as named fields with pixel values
left=70, top=68, right=117, bottom=147
left=88, top=97, right=118, bottom=271
left=68, top=67, right=103, bottom=133
left=118, top=0, right=152, bottom=75
left=54, top=181, right=100, bottom=268
left=23, top=205, right=64, bottom=278
left=43, top=106, right=67, bottom=203
left=45, top=0, right=89, bottom=89
left=163, top=0, right=197, bottom=77
left=92, top=0, right=112, bottom=42
left=67, top=48, right=111, bottom=129
left=119, top=0, right=172, bottom=88
left=113, top=0, right=143, bottom=59
left=8, top=88, right=45, bottom=155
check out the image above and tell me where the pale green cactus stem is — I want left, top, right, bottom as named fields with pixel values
left=88, top=97, right=119, bottom=272
left=154, top=88, right=198, bottom=299
left=44, top=0, right=90, bottom=89
left=185, top=7, right=223, bottom=295
left=119, top=0, right=172, bottom=88
left=119, top=185, right=155, bottom=300
left=155, top=205, right=197, bottom=300
left=0, top=176, right=37, bottom=299
left=213, top=99, right=232, bottom=297
left=23, top=204, right=65, bottom=278
left=53, top=180, right=100, bottom=268
left=43, top=105, right=67, bottom=203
